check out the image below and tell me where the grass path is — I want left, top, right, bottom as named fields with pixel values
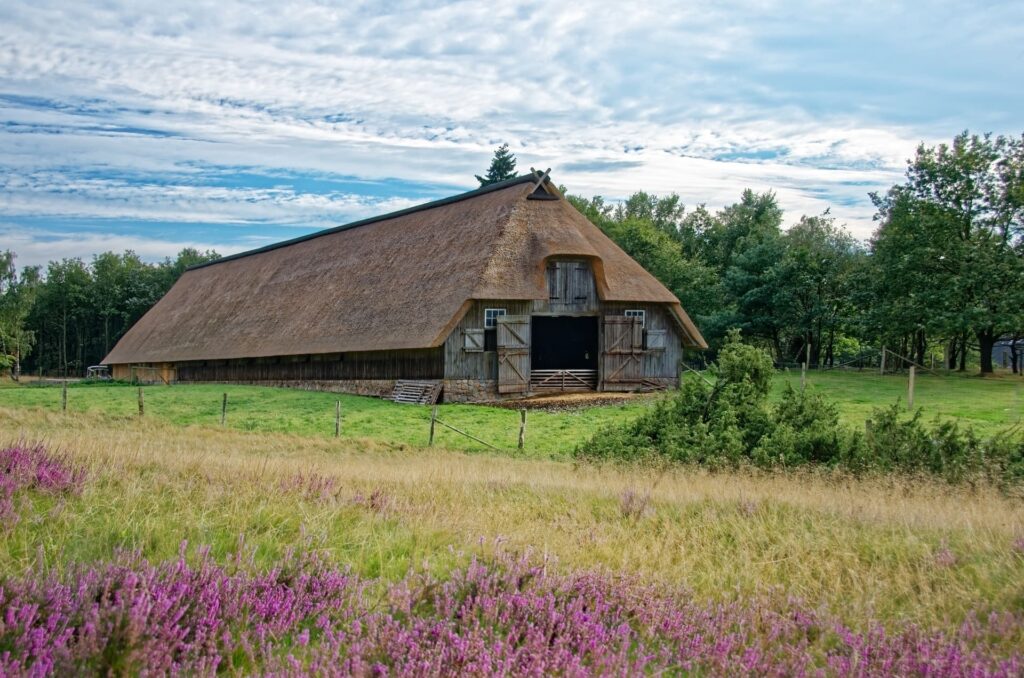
left=0, top=370, right=1020, bottom=454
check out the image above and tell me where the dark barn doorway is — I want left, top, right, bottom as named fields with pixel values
left=531, top=316, right=599, bottom=370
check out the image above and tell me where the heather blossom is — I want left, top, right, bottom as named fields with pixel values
left=0, top=443, right=85, bottom=528
left=0, top=544, right=1020, bottom=677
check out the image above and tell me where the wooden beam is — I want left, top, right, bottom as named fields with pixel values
left=528, top=167, right=551, bottom=193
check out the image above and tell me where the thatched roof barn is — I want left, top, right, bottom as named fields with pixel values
left=104, top=172, right=706, bottom=401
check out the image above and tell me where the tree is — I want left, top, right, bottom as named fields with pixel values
left=613, top=191, right=685, bottom=241
left=701, top=190, right=784, bottom=274
left=869, top=132, right=1024, bottom=374
left=32, top=258, right=91, bottom=376
left=20, top=247, right=221, bottom=376
left=704, top=191, right=786, bottom=356
left=0, top=251, right=39, bottom=378
left=768, top=214, right=862, bottom=366
left=475, top=144, right=518, bottom=186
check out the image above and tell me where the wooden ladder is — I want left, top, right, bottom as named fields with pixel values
left=391, top=380, right=443, bottom=405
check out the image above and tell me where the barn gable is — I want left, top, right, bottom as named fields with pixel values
left=103, top=173, right=706, bottom=367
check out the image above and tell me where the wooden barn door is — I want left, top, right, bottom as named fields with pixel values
left=602, top=316, right=643, bottom=386
left=497, top=315, right=531, bottom=394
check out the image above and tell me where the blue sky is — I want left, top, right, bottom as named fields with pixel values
left=1, top=0, right=1022, bottom=267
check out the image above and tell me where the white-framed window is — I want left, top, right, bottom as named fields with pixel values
left=624, top=309, right=646, bottom=328
left=484, top=308, right=507, bottom=328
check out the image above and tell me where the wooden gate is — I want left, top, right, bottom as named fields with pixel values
left=602, top=316, right=644, bottom=387
left=497, top=315, right=531, bottom=394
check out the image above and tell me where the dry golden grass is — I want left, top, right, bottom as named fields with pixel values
left=3, top=406, right=1023, bottom=631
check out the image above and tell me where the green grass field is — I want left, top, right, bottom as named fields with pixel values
left=1, top=371, right=1023, bottom=656
left=0, top=370, right=1020, bottom=454
left=774, top=369, right=1024, bottom=433
left=0, top=380, right=653, bottom=456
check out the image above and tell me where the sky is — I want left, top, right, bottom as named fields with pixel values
left=1, top=0, right=1022, bottom=269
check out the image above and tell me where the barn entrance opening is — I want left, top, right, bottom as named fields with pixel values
left=530, top=316, right=599, bottom=392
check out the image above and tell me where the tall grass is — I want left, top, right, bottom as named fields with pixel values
left=2, top=407, right=1022, bottom=634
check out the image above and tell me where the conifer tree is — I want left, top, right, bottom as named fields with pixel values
left=475, top=144, right=518, bottom=186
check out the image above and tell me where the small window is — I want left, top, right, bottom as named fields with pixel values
left=484, top=308, right=507, bottom=328
left=624, top=309, right=646, bottom=328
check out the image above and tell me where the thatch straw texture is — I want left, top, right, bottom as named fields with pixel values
left=104, top=175, right=706, bottom=365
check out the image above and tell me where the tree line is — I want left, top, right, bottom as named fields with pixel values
left=563, top=130, right=1024, bottom=374
left=0, top=249, right=220, bottom=378
left=1, top=130, right=1022, bottom=378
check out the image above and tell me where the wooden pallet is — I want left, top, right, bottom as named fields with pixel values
left=529, top=369, right=598, bottom=392
left=391, top=380, right=443, bottom=405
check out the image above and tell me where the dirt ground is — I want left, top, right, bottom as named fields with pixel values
left=482, top=390, right=661, bottom=412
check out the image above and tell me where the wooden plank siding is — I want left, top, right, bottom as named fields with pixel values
left=445, top=299, right=681, bottom=384
left=601, top=316, right=645, bottom=384
left=444, top=300, right=532, bottom=380
left=538, top=259, right=600, bottom=314
left=175, top=348, right=443, bottom=382
left=600, top=302, right=683, bottom=381
left=496, top=315, right=531, bottom=393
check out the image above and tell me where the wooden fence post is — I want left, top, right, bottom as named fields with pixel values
left=518, top=409, right=527, bottom=450
left=61, top=381, right=67, bottom=412
left=429, top=405, right=437, bottom=446
left=801, top=362, right=807, bottom=390
left=220, top=393, right=228, bottom=427
left=138, top=387, right=144, bottom=417
left=880, top=346, right=886, bottom=375
left=908, top=365, right=915, bottom=410
left=334, top=400, right=341, bottom=438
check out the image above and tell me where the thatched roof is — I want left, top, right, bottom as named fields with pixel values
left=104, top=174, right=706, bottom=365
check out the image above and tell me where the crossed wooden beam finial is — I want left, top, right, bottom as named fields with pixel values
left=529, top=167, right=551, bottom=192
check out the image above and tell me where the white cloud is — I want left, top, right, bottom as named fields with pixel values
left=0, top=224, right=247, bottom=269
left=0, top=0, right=1021, bottom=257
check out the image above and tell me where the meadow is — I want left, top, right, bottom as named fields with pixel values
left=1, top=373, right=1023, bottom=674
left=0, top=369, right=1020, bottom=455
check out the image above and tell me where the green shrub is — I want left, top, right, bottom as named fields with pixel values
left=754, top=384, right=849, bottom=467
left=577, top=336, right=1024, bottom=488
left=864, top=405, right=1024, bottom=486
left=578, top=334, right=786, bottom=467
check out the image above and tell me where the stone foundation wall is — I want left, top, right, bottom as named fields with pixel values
left=442, top=379, right=500, bottom=403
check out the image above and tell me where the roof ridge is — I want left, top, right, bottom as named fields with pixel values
left=188, top=173, right=541, bottom=271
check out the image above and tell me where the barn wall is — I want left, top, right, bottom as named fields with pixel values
left=443, top=299, right=532, bottom=380
left=601, top=302, right=683, bottom=382
left=535, top=258, right=599, bottom=314
left=442, top=296, right=684, bottom=395
left=175, top=348, right=444, bottom=382
left=110, top=363, right=176, bottom=383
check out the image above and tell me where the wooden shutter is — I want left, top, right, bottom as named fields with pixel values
left=645, top=329, right=666, bottom=351
left=497, top=315, right=530, bottom=394
left=547, top=262, right=560, bottom=301
left=572, top=264, right=591, bottom=301
left=463, top=329, right=485, bottom=352
left=602, top=316, right=644, bottom=385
